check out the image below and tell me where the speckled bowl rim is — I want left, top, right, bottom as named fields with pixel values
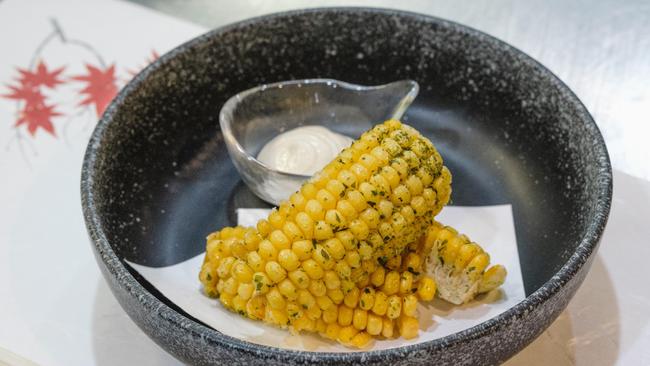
left=81, top=7, right=613, bottom=363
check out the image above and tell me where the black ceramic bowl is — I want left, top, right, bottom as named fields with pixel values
left=81, top=8, right=612, bottom=366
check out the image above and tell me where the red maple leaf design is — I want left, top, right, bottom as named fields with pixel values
left=2, top=83, right=46, bottom=105
left=17, top=61, right=65, bottom=89
left=16, top=101, right=62, bottom=136
left=71, top=64, right=118, bottom=116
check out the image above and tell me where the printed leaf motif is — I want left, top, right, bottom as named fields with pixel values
left=2, top=84, right=46, bottom=105
left=16, top=101, right=62, bottom=136
left=71, top=64, right=118, bottom=116
left=17, top=61, right=65, bottom=89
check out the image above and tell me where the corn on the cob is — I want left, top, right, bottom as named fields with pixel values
left=199, top=120, right=452, bottom=347
left=422, top=222, right=507, bottom=305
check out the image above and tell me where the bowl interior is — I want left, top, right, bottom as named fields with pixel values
left=89, top=9, right=606, bottom=333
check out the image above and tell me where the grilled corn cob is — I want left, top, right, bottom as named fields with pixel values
left=199, top=120, right=452, bottom=347
left=422, top=222, right=507, bottom=305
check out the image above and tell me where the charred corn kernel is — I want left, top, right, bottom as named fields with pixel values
left=265, top=261, right=287, bottom=283
left=386, top=255, right=402, bottom=270
left=238, top=283, right=254, bottom=300
left=289, top=268, right=310, bottom=288
left=322, top=304, right=338, bottom=323
left=201, top=120, right=454, bottom=348
left=381, top=318, right=395, bottom=338
left=372, top=292, right=389, bottom=316
left=479, top=265, right=507, bottom=293
left=294, top=212, right=314, bottom=240
left=328, top=289, right=344, bottom=304
left=303, top=259, right=325, bottom=279
left=344, top=287, right=360, bottom=308
left=277, top=249, right=300, bottom=271
left=338, top=325, right=359, bottom=344
left=400, top=272, right=414, bottom=294
left=278, top=278, right=298, bottom=300
left=403, top=253, right=422, bottom=273
left=398, top=315, right=419, bottom=339
left=266, top=288, right=286, bottom=310
left=383, top=271, right=400, bottom=295
left=371, top=267, right=386, bottom=287
left=417, top=276, right=437, bottom=301
left=338, top=305, right=354, bottom=326
left=402, top=294, right=418, bottom=317
left=359, top=287, right=375, bottom=310
left=325, top=323, right=341, bottom=340
left=366, top=314, right=383, bottom=335
left=386, top=295, right=402, bottom=319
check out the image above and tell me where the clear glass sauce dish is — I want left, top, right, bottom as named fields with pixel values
left=219, top=79, right=419, bottom=205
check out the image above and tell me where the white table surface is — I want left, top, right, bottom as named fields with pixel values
left=2, top=0, right=650, bottom=365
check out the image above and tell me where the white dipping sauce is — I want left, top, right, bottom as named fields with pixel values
left=257, top=126, right=353, bottom=175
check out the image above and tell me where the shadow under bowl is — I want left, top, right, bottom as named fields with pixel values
left=81, top=7, right=612, bottom=366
